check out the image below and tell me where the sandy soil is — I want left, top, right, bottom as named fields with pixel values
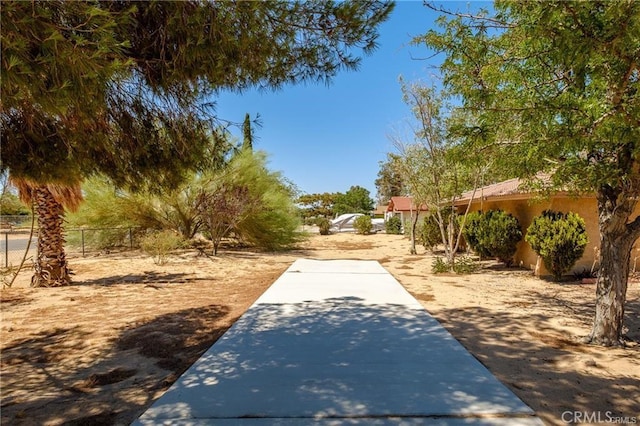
left=1, top=233, right=638, bottom=425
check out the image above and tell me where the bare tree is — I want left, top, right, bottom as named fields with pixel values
left=391, top=79, right=480, bottom=266
left=197, top=185, right=256, bottom=256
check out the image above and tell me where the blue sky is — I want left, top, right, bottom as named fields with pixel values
left=215, top=1, right=486, bottom=201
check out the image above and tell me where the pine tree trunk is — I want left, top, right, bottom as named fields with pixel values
left=32, top=186, right=70, bottom=287
left=586, top=189, right=637, bottom=346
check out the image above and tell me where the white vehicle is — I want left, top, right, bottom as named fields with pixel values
left=330, top=213, right=385, bottom=233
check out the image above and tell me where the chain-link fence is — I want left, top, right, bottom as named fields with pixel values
left=1, top=227, right=139, bottom=268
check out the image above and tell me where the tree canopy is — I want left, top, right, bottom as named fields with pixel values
left=1, top=0, right=394, bottom=188
left=334, top=186, right=375, bottom=216
left=375, top=153, right=406, bottom=203
left=0, top=0, right=393, bottom=286
left=418, top=0, right=640, bottom=345
left=297, top=192, right=339, bottom=220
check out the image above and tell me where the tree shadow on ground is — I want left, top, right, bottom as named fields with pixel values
left=75, top=271, right=207, bottom=287
left=137, top=297, right=539, bottom=423
left=1, top=304, right=232, bottom=425
left=430, top=292, right=640, bottom=425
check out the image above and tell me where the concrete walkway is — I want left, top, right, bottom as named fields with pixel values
left=134, top=259, right=542, bottom=425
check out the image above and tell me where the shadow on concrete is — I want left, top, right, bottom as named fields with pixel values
left=137, top=296, right=538, bottom=423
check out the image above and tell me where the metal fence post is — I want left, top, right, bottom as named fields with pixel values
left=129, top=228, right=133, bottom=249
left=4, top=232, right=7, bottom=268
left=81, top=229, right=85, bottom=257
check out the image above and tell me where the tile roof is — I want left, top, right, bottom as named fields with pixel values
left=458, top=178, right=524, bottom=203
left=387, top=196, right=429, bottom=212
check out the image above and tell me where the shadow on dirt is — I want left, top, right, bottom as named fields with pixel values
left=76, top=271, right=206, bottom=286
left=1, top=304, right=232, bottom=425
left=429, top=291, right=640, bottom=424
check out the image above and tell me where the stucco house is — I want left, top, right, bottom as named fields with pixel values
left=385, top=196, right=429, bottom=226
left=454, top=178, right=640, bottom=277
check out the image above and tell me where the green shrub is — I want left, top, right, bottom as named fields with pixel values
left=385, top=215, right=402, bottom=234
left=462, top=210, right=522, bottom=265
left=432, top=255, right=478, bottom=274
left=431, top=257, right=450, bottom=273
left=318, top=217, right=331, bottom=235
left=353, top=215, right=372, bottom=235
left=420, top=214, right=442, bottom=251
left=525, top=210, right=588, bottom=281
left=462, top=211, right=492, bottom=258
left=453, top=255, right=479, bottom=274
left=139, top=230, right=185, bottom=265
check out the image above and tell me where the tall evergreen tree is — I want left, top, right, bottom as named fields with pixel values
left=1, top=0, right=393, bottom=286
left=242, top=113, right=254, bottom=151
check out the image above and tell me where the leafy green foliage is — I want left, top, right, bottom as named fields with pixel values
left=431, top=257, right=450, bottom=274
left=333, top=186, right=375, bottom=216
left=463, top=210, right=523, bottom=265
left=139, top=230, right=185, bottom=265
left=0, top=192, right=29, bottom=215
left=375, top=153, right=406, bottom=203
left=67, top=176, right=205, bottom=240
left=526, top=211, right=588, bottom=281
left=297, top=192, right=338, bottom=221
left=1, top=0, right=392, bottom=289
left=385, top=215, right=402, bottom=235
left=432, top=255, right=478, bottom=274
left=0, top=1, right=131, bottom=117
left=70, top=150, right=303, bottom=253
left=202, top=150, right=304, bottom=252
left=418, top=2, right=640, bottom=342
left=2, top=0, right=393, bottom=188
left=353, top=215, right=372, bottom=235
left=420, top=215, right=442, bottom=251
left=453, top=256, right=479, bottom=274
left=317, top=218, right=331, bottom=235
left=462, top=212, right=492, bottom=259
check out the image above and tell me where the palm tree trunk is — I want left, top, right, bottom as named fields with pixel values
left=32, top=185, right=71, bottom=287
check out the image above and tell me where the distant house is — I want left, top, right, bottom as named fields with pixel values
left=372, top=204, right=388, bottom=218
left=385, top=196, right=429, bottom=225
left=454, top=178, right=640, bottom=276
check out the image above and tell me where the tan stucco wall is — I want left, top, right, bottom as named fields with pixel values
left=386, top=211, right=429, bottom=227
left=460, top=196, right=640, bottom=277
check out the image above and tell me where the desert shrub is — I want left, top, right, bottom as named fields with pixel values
left=420, top=214, right=442, bottom=251
left=431, top=257, right=450, bottom=273
left=403, top=219, right=413, bottom=237
left=354, top=215, right=372, bottom=235
left=525, top=210, right=588, bottom=281
left=453, top=255, right=479, bottom=274
left=318, top=217, right=331, bottom=235
left=66, top=227, right=142, bottom=251
left=462, top=210, right=522, bottom=265
left=385, top=215, right=402, bottom=234
left=205, top=150, right=304, bottom=252
left=432, top=255, right=478, bottom=274
left=139, top=230, right=185, bottom=265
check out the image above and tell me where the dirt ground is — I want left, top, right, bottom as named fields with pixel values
left=1, top=233, right=638, bottom=425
